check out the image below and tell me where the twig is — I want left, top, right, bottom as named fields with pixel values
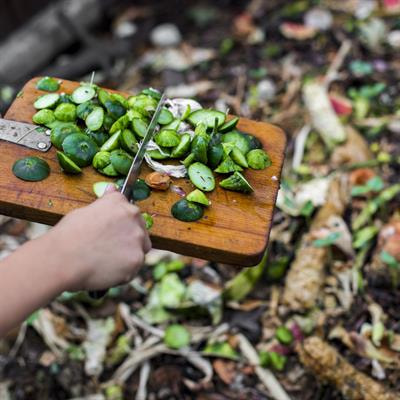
left=237, top=334, right=291, bottom=400
left=8, top=322, right=27, bottom=359
left=135, top=361, right=151, bottom=400
left=323, top=40, right=352, bottom=87
left=119, top=303, right=164, bottom=338
left=109, top=323, right=229, bottom=384
left=292, top=124, right=311, bottom=170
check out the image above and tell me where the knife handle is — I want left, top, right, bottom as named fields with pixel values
left=88, top=289, right=108, bottom=299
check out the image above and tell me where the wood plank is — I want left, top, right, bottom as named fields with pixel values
left=1, top=77, right=286, bottom=266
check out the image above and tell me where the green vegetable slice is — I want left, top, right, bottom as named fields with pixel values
left=188, top=162, right=215, bottom=192
left=103, top=114, right=115, bottom=131
left=92, top=151, right=111, bottom=170
left=36, top=77, right=60, bottom=92
left=231, top=146, right=248, bottom=168
left=71, top=85, right=96, bottom=104
left=34, top=93, right=60, bottom=109
left=154, top=129, right=181, bottom=147
left=128, top=94, right=158, bottom=116
left=186, top=189, right=210, bottom=206
left=142, top=213, right=153, bottom=229
left=219, top=116, right=239, bottom=133
left=158, top=108, right=174, bottom=125
left=87, top=130, right=109, bottom=146
left=182, top=152, right=196, bottom=168
left=147, top=148, right=171, bottom=160
left=132, top=118, right=148, bottom=138
left=76, top=101, right=95, bottom=120
left=275, top=326, right=293, bottom=345
left=162, top=118, right=181, bottom=131
left=246, top=134, right=262, bottom=151
left=187, top=109, right=226, bottom=129
left=62, top=133, right=98, bottom=167
left=12, top=156, right=50, bottom=182
left=85, top=106, right=104, bottom=131
left=54, top=103, right=77, bottom=122
left=164, top=324, right=191, bottom=349
left=93, top=181, right=117, bottom=198
left=110, top=114, right=129, bottom=134
left=110, top=149, right=133, bottom=176
left=32, top=109, right=55, bottom=125
left=219, top=172, right=253, bottom=193
left=58, top=94, right=74, bottom=104
left=132, top=179, right=151, bottom=201
left=215, top=156, right=243, bottom=173
left=97, top=89, right=111, bottom=106
left=110, top=93, right=129, bottom=109
left=191, top=135, right=209, bottom=164
left=100, top=163, right=119, bottom=177
left=104, top=100, right=126, bottom=120
left=247, top=149, right=271, bottom=170
left=140, top=88, right=162, bottom=100
left=171, top=199, right=204, bottom=222
left=171, top=133, right=191, bottom=158
left=222, top=130, right=251, bottom=155
left=50, top=122, right=82, bottom=149
left=56, top=151, right=82, bottom=174
left=207, top=143, right=224, bottom=169
left=100, top=131, right=122, bottom=152
left=119, top=129, right=138, bottom=154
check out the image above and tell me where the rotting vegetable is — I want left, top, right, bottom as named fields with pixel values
left=28, top=78, right=272, bottom=223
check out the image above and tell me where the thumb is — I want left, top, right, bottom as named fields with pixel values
left=104, top=183, right=118, bottom=195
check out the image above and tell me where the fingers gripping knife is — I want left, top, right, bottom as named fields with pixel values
left=89, top=93, right=167, bottom=299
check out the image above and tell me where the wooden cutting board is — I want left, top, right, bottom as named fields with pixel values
left=1, top=77, right=286, bottom=266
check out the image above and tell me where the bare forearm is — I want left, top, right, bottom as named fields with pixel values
left=0, top=233, right=71, bottom=337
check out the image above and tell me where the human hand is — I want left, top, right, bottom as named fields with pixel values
left=46, top=185, right=152, bottom=291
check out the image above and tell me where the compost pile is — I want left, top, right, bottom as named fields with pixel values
left=1, top=0, right=400, bottom=399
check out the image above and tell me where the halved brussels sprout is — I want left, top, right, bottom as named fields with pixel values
left=171, top=199, right=204, bottom=222
left=54, top=103, right=77, bottom=122
left=34, top=93, right=60, bottom=109
left=219, top=172, right=253, bottom=193
left=187, top=109, right=226, bottom=129
left=71, top=85, right=96, bottom=104
left=76, top=101, right=96, bottom=120
left=57, top=151, right=82, bottom=174
left=50, top=122, right=82, bottom=149
left=62, top=133, right=98, bottom=167
left=110, top=149, right=133, bottom=175
left=186, top=189, right=210, bottom=206
left=247, top=149, right=271, bottom=170
left=171, top=133, right=191, bottom=158
left=188, top=162, right=215, bottom=192
left=12, top=156, right=50, bottom=182
left=100, top=131, right=121, bottom=152
left=36, top=77, right=60, bottom=92
left=92, top=151, right=111, bottom=170
left=119, top=128, right=138, bottom=154
left=214, top=156, right=243, bottom=173
left=32, top=109, right=55, bottom=125
left=154, top=129, right=181, bottom=148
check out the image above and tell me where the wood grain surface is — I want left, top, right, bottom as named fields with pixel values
left=1, top=77, right=286, bottom=266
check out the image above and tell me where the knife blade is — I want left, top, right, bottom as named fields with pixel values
left=89, top=92, right=166, bottom=300
left=121, top=93, right=167, bottom=201
left=0, top=118, right=51, bottom=151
